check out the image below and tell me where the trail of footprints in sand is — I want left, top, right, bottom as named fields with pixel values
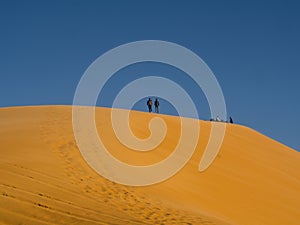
left=1, top=167, right=103, bottom=224
left=1, top=163, right=118, bottom=225
left=37, top=109, right=225, bottom=225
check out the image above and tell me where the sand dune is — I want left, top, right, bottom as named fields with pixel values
left=0, top=106, right=299, bottom=225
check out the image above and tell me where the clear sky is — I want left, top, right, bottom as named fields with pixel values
left=1, top=0, right=299, bottom=151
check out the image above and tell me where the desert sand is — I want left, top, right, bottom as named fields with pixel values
left=0, top=106, right=300, bottom=225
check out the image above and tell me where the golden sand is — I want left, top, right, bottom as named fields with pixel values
left=0, top=106, right=299, bottom=225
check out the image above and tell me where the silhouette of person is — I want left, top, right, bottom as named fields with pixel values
left=229, top=116, right=233, bottom=124
left=154, top=98, right=159, bottom=113
left=147, top=98, right=152, bottom=112
left=216, top=116, right=221, bottom=122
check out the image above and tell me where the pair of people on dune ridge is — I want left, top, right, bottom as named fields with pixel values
left=147, top=98, right=159, bottom=113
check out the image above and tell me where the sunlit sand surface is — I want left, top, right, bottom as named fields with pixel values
left=1, top=106, right=299, bottom=225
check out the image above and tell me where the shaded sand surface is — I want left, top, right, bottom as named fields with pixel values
left=1, top=106, right=300, bottom=225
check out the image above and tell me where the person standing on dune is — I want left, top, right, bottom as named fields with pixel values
left=154, top=98, right=159, bottom=113
left=147, top=98, right=152, bottom=113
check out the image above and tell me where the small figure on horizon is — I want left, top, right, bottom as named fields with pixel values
left=216, top=116, right=221, bottom=122
left=229, top=116, right=233, bottom=124
left=154, top=98, right=159, bottom=113
left=147, top=98, right=152, bottom=113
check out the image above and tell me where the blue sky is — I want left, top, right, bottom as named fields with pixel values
left=0, top=0, right=299, bottom=151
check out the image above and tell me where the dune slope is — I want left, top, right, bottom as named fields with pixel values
left=0, top=106, right=299, bottom=225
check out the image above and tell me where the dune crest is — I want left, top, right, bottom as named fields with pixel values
left=1, top=106, right=300, bottom=225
